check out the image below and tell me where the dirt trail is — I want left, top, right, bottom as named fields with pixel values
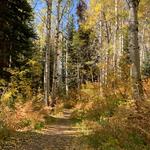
left=1, top=109, right=87, bottom=150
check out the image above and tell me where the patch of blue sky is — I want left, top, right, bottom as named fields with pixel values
left=31, top=0, right=84, bottom=31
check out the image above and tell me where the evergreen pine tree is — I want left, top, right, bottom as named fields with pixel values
left=0, top=0, right=36, bottom=70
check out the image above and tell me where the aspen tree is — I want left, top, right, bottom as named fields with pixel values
left=126, top=0, right=144, bottom=100
left=44, top=0, right=52, bottom=106
left=113, top=0, right=119, bottom=86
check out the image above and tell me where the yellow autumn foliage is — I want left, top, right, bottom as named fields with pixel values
left=2, top=91, right=12, bottom=102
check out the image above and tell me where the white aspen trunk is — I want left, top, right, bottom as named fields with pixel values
left=65, top=40, right=69, bottom=97
left=44, top=0, right=52, bottom=106
left=9, top=43, right=12, bottom=68
left=90, top=67, right=94, bottom=82
left=65, top=1, right=71, bottom=97
left=119, top=13, right=124, bottom=77
left=98, top=11, right=103, bottom=94
left=127, top=0, right=143, bottom=101
left=104, top=12, right=112, bottom=88
left=113, top=0, right=119, bottom=84
left=51, top=0, right=61, bottom=106
left=59, top=34, right=63, bottom=84
left=9, top=55, right=12, bottom=68
left=56, top=0, right=62, bottom=85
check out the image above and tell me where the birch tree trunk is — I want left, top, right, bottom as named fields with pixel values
left=44, top=0, right=52, bottom=106
left=127, top=0, right=144, bottom=100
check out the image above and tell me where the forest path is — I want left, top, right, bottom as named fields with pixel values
left=1, top=109, right=88, bottom=150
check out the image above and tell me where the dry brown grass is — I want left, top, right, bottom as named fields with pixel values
left=1, top=99, right=51, bottom=131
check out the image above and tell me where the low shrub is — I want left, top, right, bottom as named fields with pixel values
left=74, top=90, right=150, bottom=150
left=17, top=119, right=32, bottom=128
left=0, top=121, right=10, bottom=140
left=34, top=122, right=45, bottom=130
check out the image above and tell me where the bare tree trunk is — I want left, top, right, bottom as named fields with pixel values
left=44, top=0, right=52, bottom=106
left=65, top=40, right=69, bottom=97
left=103, top=12, right=111, bottom=88
left=113, top=0, right=119, bottom=76
left=98, top=11, right=103, bottom=94
left=51, top=0, right=61, bottom=106
left=127, top=0, right=144, bottom=100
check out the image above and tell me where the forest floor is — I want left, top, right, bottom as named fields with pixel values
left=0, top=109, right=90, bottom=150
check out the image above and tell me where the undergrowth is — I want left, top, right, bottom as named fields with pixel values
left=71, top=82, right=150, bottom=150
